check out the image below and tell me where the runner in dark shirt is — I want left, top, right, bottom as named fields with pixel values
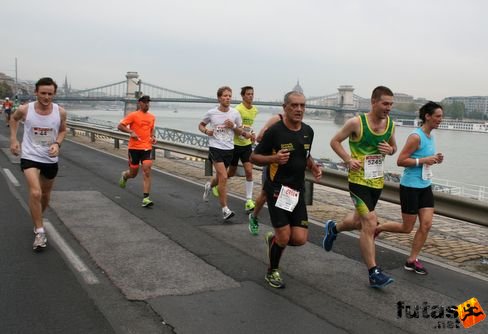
left=251, top=91, right=322, bottom=289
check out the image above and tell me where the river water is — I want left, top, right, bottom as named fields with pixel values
left=68, top=103, right=488, bottom=188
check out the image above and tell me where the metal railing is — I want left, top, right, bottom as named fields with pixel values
left=66, top=120, right=488, bottom=227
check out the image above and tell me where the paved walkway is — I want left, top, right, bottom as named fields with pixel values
left=70, top=131, right=488, bottom=279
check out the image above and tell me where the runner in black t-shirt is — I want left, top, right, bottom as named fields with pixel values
left=251, top=91, right=322, bottom=289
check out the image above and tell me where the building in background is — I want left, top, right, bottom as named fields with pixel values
left=442, top=96, right=488, bottom=116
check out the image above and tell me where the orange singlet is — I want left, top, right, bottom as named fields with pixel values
left=119, top=110, right=155, bottom=150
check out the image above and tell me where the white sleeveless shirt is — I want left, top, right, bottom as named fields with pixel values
left=21, top=102, right=61, bottom=163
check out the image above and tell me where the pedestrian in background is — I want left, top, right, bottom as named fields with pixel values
left=3, top=97, right=13, bottom=126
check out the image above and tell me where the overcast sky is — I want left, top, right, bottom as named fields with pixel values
left=2, top=0, right=487, bottom=101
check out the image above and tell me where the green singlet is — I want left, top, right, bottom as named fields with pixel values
left=348, top=114, right=395, bottom=189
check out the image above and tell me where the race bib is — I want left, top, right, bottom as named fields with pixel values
left=364, top=154, right=384, bottom=179
left=275, top=185, right=299, bottom=212
left=213, top=125, right=232, bottom=142
left=32, top=127, right=54, bottom=147
left=422, top=164, right=433, bottom=180
left=239, top=125, right=253, bottom=140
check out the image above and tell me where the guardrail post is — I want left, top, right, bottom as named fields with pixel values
left=90, top=132, right=96, bottom=142
left=305, top=180, right=313, bottom=205
left=114, top=138, right=120, bottom=149
left=236, top=165, right=245, bottom=177
left=151, top=147, right=156, bottom=160
left=205, top=159, right=213, bottom=176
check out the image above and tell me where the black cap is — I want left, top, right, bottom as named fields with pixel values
left=138, top=95, right=151, bottom=102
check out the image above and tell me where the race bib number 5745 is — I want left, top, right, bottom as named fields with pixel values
left=364, top=154, right=384, bottom=179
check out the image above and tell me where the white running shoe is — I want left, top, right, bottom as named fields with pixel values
left=33, top=233, right=47, bottom=251
left=203, top=182, right=211, bottom=201
left=222, top=207, right=235, bottom=220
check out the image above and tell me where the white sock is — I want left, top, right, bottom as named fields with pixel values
left=36, top=227, right=45, bottom=234
left=245, top=180, right=254, bottom=200
left=222, top=206, right=229, bottom=212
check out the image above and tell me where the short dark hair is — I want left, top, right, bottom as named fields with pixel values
left=371, top=86, right=393, bottom=102
left=283, top=91, right=305, bottom=105
left=138, top=95, right=151, bottom=102
left=35, top=77, right=58, bottom=93
left=240, top=86, right=253, bottom=96
left=419, top=101, right=443, bottom=124
left=217, top=86, right=232, bottom=98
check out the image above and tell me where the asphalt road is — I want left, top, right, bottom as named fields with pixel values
left=1, top=126, right=486, bottom=334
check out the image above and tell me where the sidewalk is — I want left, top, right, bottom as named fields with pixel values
left=69, top=132, right=488, bottom=279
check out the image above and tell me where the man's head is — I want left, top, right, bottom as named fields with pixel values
left=35, top=77, right=58, bottom=106
left=138, top=95, right=151, bottom=103
left=371, top=86, right=394, bottom=119
left=5, top=97, right=9, bottom=101
left=217, top=86, right=232, bottom=108
left=35, top=77, right=58, bottom=93
left=283, top=91, right=306, bottom=124
left=138, top=95, right=151, bottom=112
left=240, top=86, right=254, bottom=105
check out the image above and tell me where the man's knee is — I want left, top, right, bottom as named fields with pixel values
left=227, top=166, right=237, bottom=177
left=288, top=235, right=307, bottom=246
left=217, top=172, right=228, bottom=183
left=30, top=188, right=42, bottom=201
left=275, top=234, right=290, bottom=247
left=142, top=163, right=152, bottom=173
left=360, top=213, right=377, bottom=231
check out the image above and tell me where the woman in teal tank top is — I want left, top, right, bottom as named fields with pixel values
left=375, top=101, right=444, bottom=275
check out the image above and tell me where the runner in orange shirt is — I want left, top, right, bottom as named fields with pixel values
left=3, top=97, right=13, bottom=126
left=117, top=95, right=157, bottom=207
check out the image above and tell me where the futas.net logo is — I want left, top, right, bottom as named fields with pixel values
left=397, top=298, right=486, bottom=329
left=457, top=297, right=486, bottom=329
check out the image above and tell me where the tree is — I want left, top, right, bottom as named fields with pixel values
left=395, top=102, right=418, bottom=113
left=443, top=101, right=465, bottom=119
left=0, top=81, right=13, bottom=98
left=465, top=110, right=485, bottom=120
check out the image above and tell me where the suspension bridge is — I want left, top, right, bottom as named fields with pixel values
left=17, top=72, right=413, bottom=117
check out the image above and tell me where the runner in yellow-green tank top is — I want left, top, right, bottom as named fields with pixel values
left=227, top=86, right=259, bottom=217
left=324, top=86, right=398, bottom=289
left=348, top=113, right=395, bottom=189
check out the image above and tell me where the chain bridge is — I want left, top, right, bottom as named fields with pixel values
left=19, top=71, right=412, bottom=116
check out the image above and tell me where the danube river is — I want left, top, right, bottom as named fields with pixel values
left=69, top=103, right=488, bottom=188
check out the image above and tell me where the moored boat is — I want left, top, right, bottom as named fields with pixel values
left=395, top=119, right=488, bottom=133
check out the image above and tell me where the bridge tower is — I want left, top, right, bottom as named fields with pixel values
left=337, top=85, right=355, bottom=110
left=124, top=71, right=141, bottom=115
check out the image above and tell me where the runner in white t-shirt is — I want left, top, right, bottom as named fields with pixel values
left=199, top=86, right=248, bottom=220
